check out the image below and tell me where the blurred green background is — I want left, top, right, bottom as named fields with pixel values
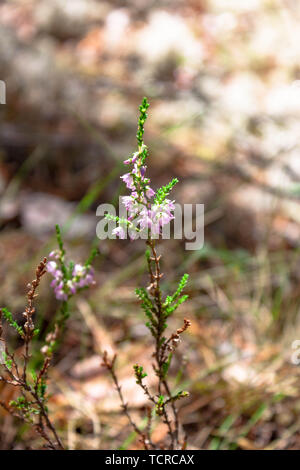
left=1, top=0, right=300, bottom=450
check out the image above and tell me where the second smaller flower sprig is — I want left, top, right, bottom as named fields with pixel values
left=47, top=225, right=97, bottom=322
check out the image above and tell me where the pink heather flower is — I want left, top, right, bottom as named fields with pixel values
left=54, top=288, right=68, bottom=301
left=47, top=261, right=58, bottom=274
left=113, top=133, right=176, bottom=239
left=85, top=273, right=94, bottom=284
left=48, top=257, right=95, bottom=300
left=131, top=152, right=139, bottom=164
left=153, top=200, right=175, bottom=227
left=120, top=173, right=134, bottom=189
left=146, top=213, right=161, bottom=234
left=136, top=200, right=175, bottom=236
left=67, top=280, right=76, bottom=295
left=122, top=196, right=135, bottom=211
left=76, top=267, right=95, bottom=286
left=124, top=151, right=139, bottom=165
left=112, top=226, right=126, bottom=239
left=146, top=187, right=155, bottom=199
left=76, top=278, right=86, bottom=288
left=72, top=264, right=95, bottom=283
left=132, top=163, right=146, bottom=180
left=50, top=279, right=57, bottom=288
left=49, top=250, right=60, bottom=260
left=138, top=207, right=153, bottom=230
left=159, top=210, right=174, bottom=226
left=122, top=197, right=144, bottom=219
left=72, top=264, right=85, bottom=277
left=74, top=268, right=95, bottom=289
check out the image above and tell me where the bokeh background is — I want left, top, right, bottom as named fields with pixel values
left=1, top=0, right=300, bottom=450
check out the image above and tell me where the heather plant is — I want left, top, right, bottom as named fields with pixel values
left=0, top=99, right=190, bottom=451
left=103, top=98, right=191, bottom=450
left=0, top=227, right=97, bottom=450
left=47, top=225, right=97, bottom=322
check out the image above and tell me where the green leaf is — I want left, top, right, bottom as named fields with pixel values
left=85, top=247, right=99, bottom=267
left=133, top=364, right=148, bottom=384
left=2, top=308, right=24, bottom=337
left=154, top=178, right=179, bottom=205
left=137, top=97, right=150, bottom=148
left=162, top=353, right=172, bottom=379
left=136, top=288, right=157, bottom=327
left=165, top=294, right=189, bottom=316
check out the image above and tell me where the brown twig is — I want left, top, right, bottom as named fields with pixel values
left=0, top=258, right=64, bottom=450
left=102, top=351, right=152, bottom=449
left=22, top=258, right=47, bottom=384
left=146, top=238, right=178, bottom=449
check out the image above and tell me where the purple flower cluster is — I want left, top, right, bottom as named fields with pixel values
left=47, top=251, right=95, bottom=301
left=113, top=145, right=175, bottom=239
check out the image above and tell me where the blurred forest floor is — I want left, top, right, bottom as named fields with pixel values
left=1, top=0, right=300, bottom=449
